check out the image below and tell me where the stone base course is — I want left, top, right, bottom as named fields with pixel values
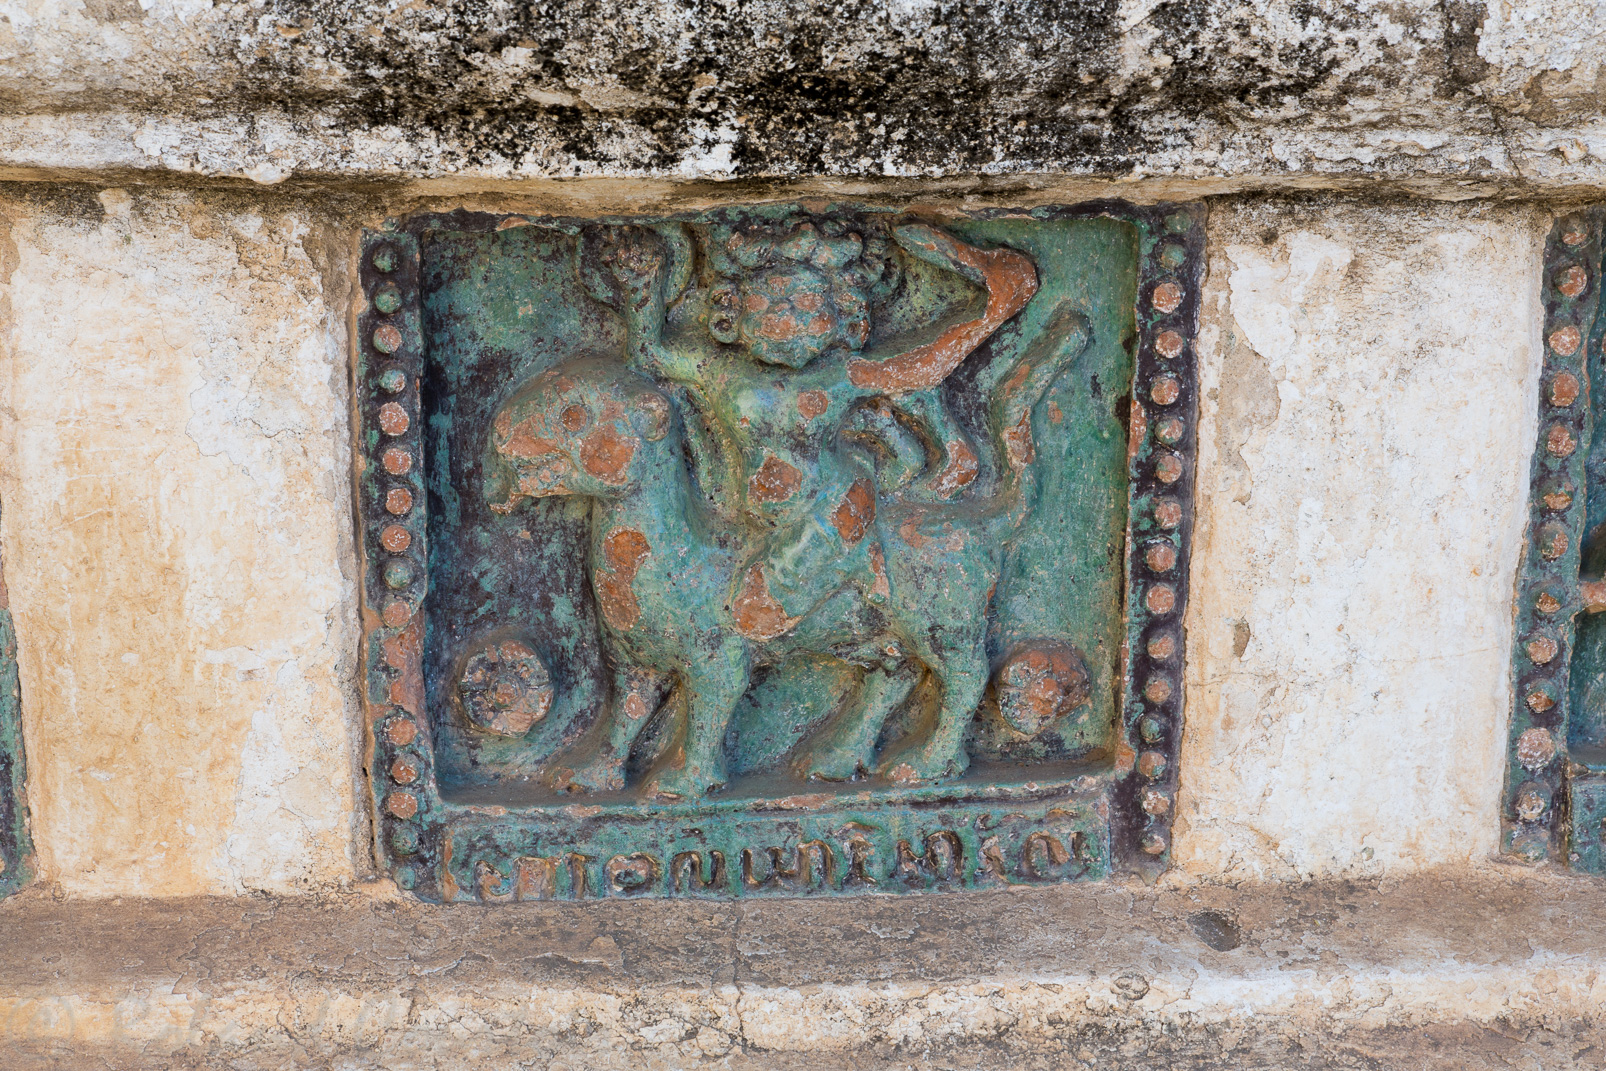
left=2, top=872, right=1604, bottom=1068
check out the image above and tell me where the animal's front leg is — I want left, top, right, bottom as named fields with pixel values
left=640, top=642, right=751, bottom=800
left=544, top=663, right=673, bottom=794
left=877, top=641, right=986, bottom=783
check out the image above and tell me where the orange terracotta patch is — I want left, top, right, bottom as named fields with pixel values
left=1002, top=413, right=1035, bottom=467
left=931, top=439, right=979, bottom=497
left=579, top=424, right=639, bottom=485
left=797, top=390, right=829, bottom=419
left=595, top=527, right=652, bottom=630
left=749, top=455, right=802, bottom=504
left=733, top=564, right=801, bottom=641
left=831, top=478, right=876, bottom=544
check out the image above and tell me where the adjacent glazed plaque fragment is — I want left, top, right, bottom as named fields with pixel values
left=0, top=563, right=31, bottom=897
left=1507, top=211, right=1606, bottom=868
left=357, top=202, right=1203, bottom=900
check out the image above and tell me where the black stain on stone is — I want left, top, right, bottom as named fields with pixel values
left=1189, top=909, right=1242, bottom=951
left=183, top=0, right=1485, bottom=177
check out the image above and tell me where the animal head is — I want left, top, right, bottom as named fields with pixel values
left=484, top=357, right=673, bottom=513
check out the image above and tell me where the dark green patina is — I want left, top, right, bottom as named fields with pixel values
left=0, top=569, right=32, bottom=898
left=358, top=202, right=1202, bottom=900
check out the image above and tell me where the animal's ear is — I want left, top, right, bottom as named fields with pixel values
left=577, top=226, right=622, bottom=308
left=652, top=222, right=695, bottom=305
left=632, top=392, right=671, bottom=441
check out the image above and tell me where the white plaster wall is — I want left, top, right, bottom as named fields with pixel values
left=0, top=187, right=363, bottom=895
left=1175, top=200, right=1545, bottom=879
left=0, top=187, right=1554, bottom=895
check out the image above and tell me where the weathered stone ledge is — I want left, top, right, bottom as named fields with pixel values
left=1, top=111, right=1605, bottom=201
left=2, top=871, right=1604, bottom=1068
left=1, top=1, right=1605, bottom=196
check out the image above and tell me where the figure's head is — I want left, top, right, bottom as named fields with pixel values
left=705, top=217, right=901, bottom=369
left=484, top=357, right=672, bottom=513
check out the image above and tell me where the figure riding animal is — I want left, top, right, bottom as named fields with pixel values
left=485, top=301, right=1089, bottom=799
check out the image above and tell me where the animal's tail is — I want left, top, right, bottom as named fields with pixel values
left=981, top=302, right=1092, bottom=538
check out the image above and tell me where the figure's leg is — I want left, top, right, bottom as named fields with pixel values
left=545, top=663, right=673, bottom=793
left=640, top=641, right=751, bottom=799
left=876, top=638, right=985, bottom=782
left=792, top=661, right=922, bottom=782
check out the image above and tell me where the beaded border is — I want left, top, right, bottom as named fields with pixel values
left=357, top=202, right=1204, bottom=897
left=357, top=231, right=442, bottom=896
left=1110, top=204, right=1204, bottom=877
left=1502, top=210, right=1602, bottom=865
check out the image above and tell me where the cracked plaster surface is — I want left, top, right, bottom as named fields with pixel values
left=1177, top=197, right=1545, bottom=879
left=0, top=184, right=362, bottom=895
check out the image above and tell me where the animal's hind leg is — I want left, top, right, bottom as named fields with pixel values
left=640, top=641, right=751, bottom=800
left=877, top=641, right=986, bottom=782
left=544, top=663, right=672, bottom=794
left=791, top=661, right=922, bottom=782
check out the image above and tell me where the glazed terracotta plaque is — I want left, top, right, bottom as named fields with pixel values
left=357, top=202, right=1202, bottom=900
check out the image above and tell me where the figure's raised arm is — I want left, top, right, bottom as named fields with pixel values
left=846, top=222, right=1039, bottom=395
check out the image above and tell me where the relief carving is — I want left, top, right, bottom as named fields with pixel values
left=357, top=202, right=1203, bottom=899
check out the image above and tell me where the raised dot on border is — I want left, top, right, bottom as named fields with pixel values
left=1538, top=522, right=1570, bottom=561
left=1142, top=789, right=1172, bottom=817
left=391, top=755, right=421, bottom=785
left=372, top=245, right=398, bottom=273
left=386, top=791, right=419, bottom=819
left=386, top=487, right=414, bottom=515
left=386, top=717, right=418, bottom=746
left=1152, top=282, right=1183, bottom=314
left=1144, top=677, right=1173, bottom=703
left=1156, top=417, right=1186, bottom=444
left=382, top=447, right=413, bottom=476
left=380, top=524, right=412, bottom=553
left=1151, top=376, right=1181, bottom=405
left=1550, top=372, right=1581, bottom=408
left=1517, top=726, right=1557, bottom=770
left=1137, top=750, right=1167, bottom=779
left=1527, top=636, right=1560, bottom=665
left=383, top=560, right=413, bottom=590
left=1550, top=325, right=1582, bottom=356
left=1153, top=498, right=1183, bottom=529
left=373, top=323, right=404, bottom=355
left=1145, top=585, right=1177, bottom=615
left=378, top=368, right=407, bottom=394
left=390, top=825, right=420, bottom=854
left=1147, top=633, right=1177, bottom=660
left=382, top=600, right=412, bottom=629
left=379, top=402, right=410, bottom=436
left=1547, top=423, right=1577, bottom=458
left=1557, top=265, right=1589, bottom=299
left=1155, top=330, right=1185, bottom=359
left=373, top=283, right=403, bottom=315
left=1145, top=542, right=1178, bottom=572
left=1155, top=453, right=1184, bottom=484
left=1139, top=830, right=1168, bottom=855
